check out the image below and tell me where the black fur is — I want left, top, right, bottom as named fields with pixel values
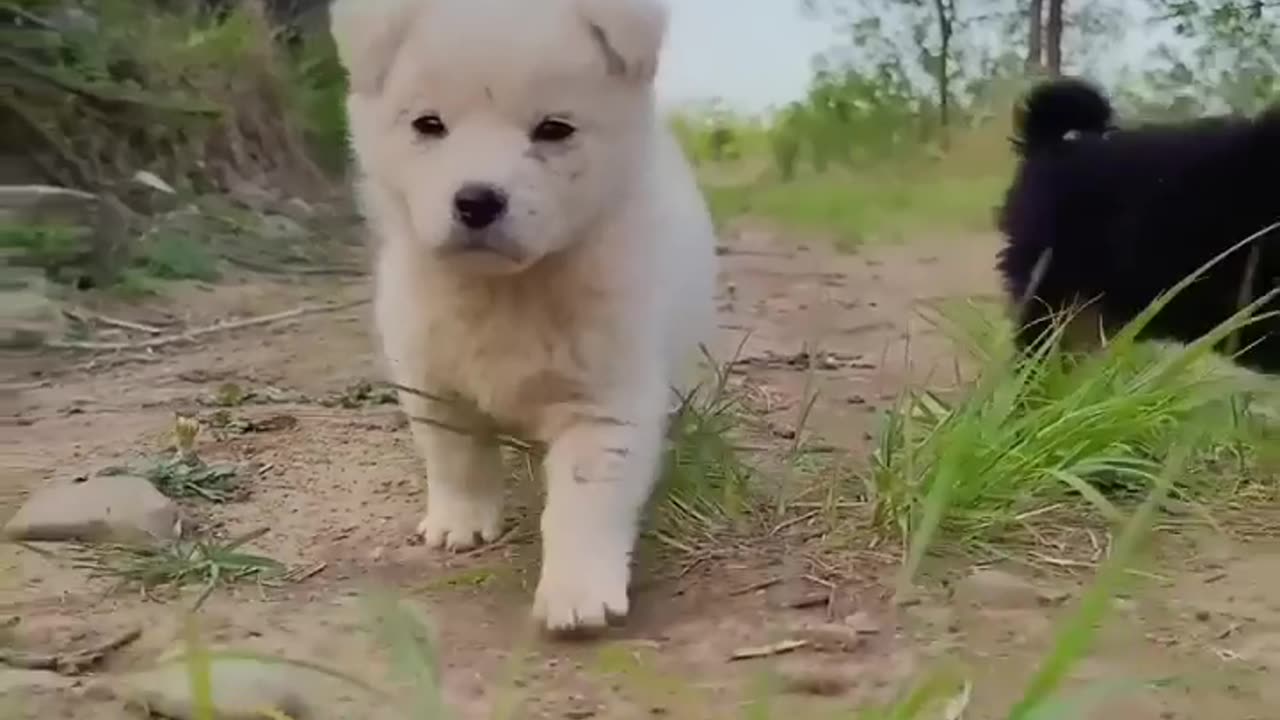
left=996, top=77, right=1280, bottom=373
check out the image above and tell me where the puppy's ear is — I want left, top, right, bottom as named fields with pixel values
left=575, top=0, right=668, bottom=84
left=330, top=0, right=419, bottom=96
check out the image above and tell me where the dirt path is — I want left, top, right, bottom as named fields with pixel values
left=5, top=229, right=1280, bottom=719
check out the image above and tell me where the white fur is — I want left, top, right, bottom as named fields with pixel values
left=332, top=0, right=717, bottom=633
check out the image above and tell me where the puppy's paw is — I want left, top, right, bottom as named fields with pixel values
left=531, top=556, right=629, bottom=635
left=416, top=498, right=502, bottom=551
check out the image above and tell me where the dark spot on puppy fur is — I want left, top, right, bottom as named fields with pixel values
left=525, top=141, right=576, bottom=164
left=587, top=22, right=627, bottom=77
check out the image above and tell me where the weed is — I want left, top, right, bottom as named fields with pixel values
left=100, top=415, right=242, bottom=501
left=72, top=527, right=284, bottom=610
left=326, top=380, right=399, bottom=409
left=652, top=345, right=759, bottom=549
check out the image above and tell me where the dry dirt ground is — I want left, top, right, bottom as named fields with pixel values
left=5, top=228, right=1280, bottom=719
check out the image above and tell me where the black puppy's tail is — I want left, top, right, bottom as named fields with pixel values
left=1012, top=78, right=1113, bottom=155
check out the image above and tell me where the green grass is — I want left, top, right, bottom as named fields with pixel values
left=703, top=170, right=1006, bottom=250
left=70, top=527, right=284, bottom=611
left=652, top=344, right=759, bottom=548
left=869, top=228, right=1280, bottom=576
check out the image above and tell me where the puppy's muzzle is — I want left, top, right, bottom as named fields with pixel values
left=453, top=183, right=507, bottom=230
left=440, top=183, right=524, bottom=263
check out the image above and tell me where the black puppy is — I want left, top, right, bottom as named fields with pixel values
left=995, top=77, right=1280, bottom=373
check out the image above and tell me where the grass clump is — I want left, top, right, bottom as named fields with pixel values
left=72, top=527, right=283, bottom=609
left=869, top=234, right=1280, bottom=571
left=653, top=346, right=759, bottom=549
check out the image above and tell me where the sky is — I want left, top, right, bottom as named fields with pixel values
left=653, top=1, right=1172, bottom=115
left=656, top=0, right=839, bottom=113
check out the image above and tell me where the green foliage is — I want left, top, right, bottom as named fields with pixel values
left=1143, top=0, right=1280, bottom=113
left=1, top=0, right=342, bottom=192
left=139, top=232, right=222, bottom=282
left=0, top=222, right=89, bottom=278
left=285, top=30, right=351, bottom=173
left=702, top=169, right=1004, bottom=248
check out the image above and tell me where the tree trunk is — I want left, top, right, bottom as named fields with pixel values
left=1026, top=0, right=1044, bottom=74
left=1045, top=0, right=1064, bottom=76
left=931, top=0, right=954, bottom=133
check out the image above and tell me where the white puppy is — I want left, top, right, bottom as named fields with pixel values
left=330, top=0, right=717, bottom=632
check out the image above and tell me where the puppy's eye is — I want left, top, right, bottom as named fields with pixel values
left=531, top=118, right=576, bottom=142
left=411, top=114, right=447, bottom=138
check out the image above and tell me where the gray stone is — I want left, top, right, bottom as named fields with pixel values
left=115, top=658, right=314, bottom=720
left=952, top=568, right=1061, bottom=610
left=0, top=185, right=133, bottom=286
left=0, top=280, right=63, bottom=349
left=0, top=184, right=96, bottom=226
left=259, top=213, right=308, bottom=241
left=3, top=474, right=181, bottom=544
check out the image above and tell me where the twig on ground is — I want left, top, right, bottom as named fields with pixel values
left=63, top=308, right=163, bottom=335
left=279, top=562, right=328, bottom=583
left=727, top=577, right=782, bottom=596
left=45, top=299, right=370, bottom=352
left=222, top=254, right=366, bottom=277
left=0, top=626, right=141, bottom=675
left=729, top=639, right=810, bottom=661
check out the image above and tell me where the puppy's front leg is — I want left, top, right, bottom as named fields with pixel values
left=400, top=388, right=505, bottom=551
left=532, top=408, right=665, bottom=633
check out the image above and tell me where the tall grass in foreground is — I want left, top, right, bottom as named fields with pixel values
left=871, top=228, right=1280, bottom=578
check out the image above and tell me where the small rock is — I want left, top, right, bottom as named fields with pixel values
left=777, top=660, right=858, bottom=696
left=0, top=184, right=96, bottom=225
left=953, top=568, right=1060, bottom=610
left=283, top=198, right=316, bottom=218
left=260, top=214, right=308, bottom=241
left=132, top=171, right=176, bottom=195
left=115, top=658, right=313, bottom=720
left=227, top=179, right=280, bottom=212
left=0, top=280, right=63, bottom=349
left=3, top=474, right=181, bottom=544
left=792, top=623, right=867, bottom=653
left=842, top=611, right=882, bottom=635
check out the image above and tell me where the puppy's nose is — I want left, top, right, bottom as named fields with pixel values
left=452, top=183, right=508, bottom=230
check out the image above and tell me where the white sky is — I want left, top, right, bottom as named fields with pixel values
left=654, top=0, right=1170, bottom=114
left=657, top=0, right=839, bottom=112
